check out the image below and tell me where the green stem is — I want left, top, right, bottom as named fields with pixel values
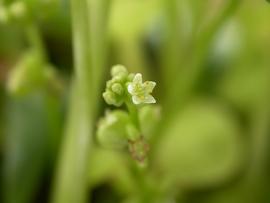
left=51, top=1, right=92, bottom=202
left=126, top=101, right=140, bottom=130
left=86, top=0, right=110, bottom=113
left=161, top=0, right=183, bottom=101
left=51, top=0, right=108, bottom=202
left=243, top=74, right=270, bottom=201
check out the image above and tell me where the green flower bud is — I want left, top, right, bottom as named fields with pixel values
left=102, top=91, right=123, bottom=107
left=97, top=110, right=131, bottom=149
left=111, top=83, right=123, bottom=95
left=106, top=80, right=113, bottom=88
left=111, top=64, right=128, bottom=77
left=103, top=91, right=116, bottom=105
left=103, top=65, right=131, bottom=107
left=112, top=74, right=127, bottom=83
left=127, top=73, right=135, bottom=81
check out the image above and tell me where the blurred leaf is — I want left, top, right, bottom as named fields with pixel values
left=6, top=51, right=52, bottom=96
left=0, top=24, right=24, bottom=58
left=108, top=0, right=161, bottom=75
left=97, top=110, right=131, bottom=150
left=139, top=105, right=161, bottom=141
left=155, top=100, right=244, bottom=189
left=88, top=148, right=135, bottom=195
left=219, top=67, right=269, bottom=112
left=109, top=0, right=160, bottom=40
left=3, top=93, right=51, bottom=203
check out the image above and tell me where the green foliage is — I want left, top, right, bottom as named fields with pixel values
left=7, top=51, right=56, bottom=96
left=97, top=110, right=131, bottom=149
left=156, top=100, right=244, bottom=188
left=0, top=0, right=270, bottom=203
left=3, top=93, right=61, bottom=203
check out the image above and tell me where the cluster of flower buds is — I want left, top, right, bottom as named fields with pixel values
left=99, top=65, right=158, bottom=164
left=103, top=65, right=156, bottom=106
left=102, top=65, right=134, bottom=106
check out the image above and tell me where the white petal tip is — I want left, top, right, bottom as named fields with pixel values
left=144, top=95, right=156, bottom=104
left=133, top=73, right=142, bottom=83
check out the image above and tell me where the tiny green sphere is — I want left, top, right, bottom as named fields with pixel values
left=111, top=65, right=128, bottom=77
left=103, top=91, right=116, bottom=105
left=111, top=83, right=123, bottom=95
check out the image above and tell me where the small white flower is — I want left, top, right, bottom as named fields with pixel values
left=128, top=73, right=156, bottom=105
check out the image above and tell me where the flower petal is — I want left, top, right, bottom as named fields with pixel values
left=144, top=95, right=156, bottom=104
left=132, top=95, right=142, bottom=105
left=133, top=73, right=142, bottom=84
left=144, top=81, right=156, bottom=93
left=127, top=83, right=135, bottom=95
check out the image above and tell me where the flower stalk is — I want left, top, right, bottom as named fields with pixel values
left=99, top=65, right=157, bottom=165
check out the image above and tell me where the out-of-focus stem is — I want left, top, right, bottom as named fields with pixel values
left=126, top=101, right=140, bottom=130
left=164, top=0, right=241, bottom=119
left=51, top=0, right=92, bottom=202
left=243, top=68, right=270, bottom=201
left=161, top=0, right=183, bottom=103
left=51, top=0, right=109, bottom=203
left=86, top=0, right=110, bottom=111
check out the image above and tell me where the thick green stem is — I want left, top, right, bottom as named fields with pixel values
left=161, top=0, right=183, bottom=101
left=51, top=0, right=92, bottom=202
left=51, top=0, right=108, bottom=203
left=86, top=0, right=110, bottom=111
left=126, top=101, right=140, bottom=130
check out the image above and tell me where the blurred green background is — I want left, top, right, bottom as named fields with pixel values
left=0, top=0, right=270, bottom=203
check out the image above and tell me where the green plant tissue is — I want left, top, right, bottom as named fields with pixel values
left=155, top=100, right=244, bottom=188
